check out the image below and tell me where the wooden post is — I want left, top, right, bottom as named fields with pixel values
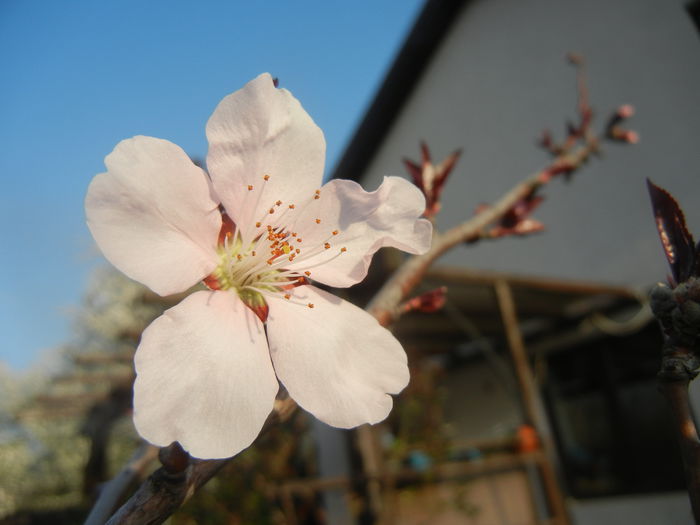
left=356, top=425, right=384, bottom=521
left=494, top=279, right=570, bottom=525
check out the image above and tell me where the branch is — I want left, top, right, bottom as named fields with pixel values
left=94, top=397, right=297, bottom=525
left=651, top=280, right=700, bottom=523
left=658, top=347, right=700, bottom=524
left=104, top=451, right=228, bottom=525
left=647, top=178, right=700, bottom=522
left=369, top=137, right=598, bottom=326
left=84, top=444, right=159, bottom=525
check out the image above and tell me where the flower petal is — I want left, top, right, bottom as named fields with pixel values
left=287, top=176, right=432, bottom=287
left=205, top=73, right=325, bottom=243
left=133, top=290, right=279, bottom=459
left=266, top=286, right=409, bottom=428
left=86, top=136, right=221, bottom=296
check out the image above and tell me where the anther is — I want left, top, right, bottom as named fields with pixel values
left=276, top=200, right=282, bottom=206
left=284, top=294, right=291, bottom=299
left=324, top=243, right=331, bottom=249
left=289, top=204, right=295, bottom=209
left=315, top=219, right=321, bottom=224
left=252, top=251, right=256, bottom=256
left=269, top=208, right=275, bottom=214
left=305, top=271, right=311, bottom=276
left=247, top=185, right=254, bottom=191
left=308, top=303, right=314, bottom=308
left=340, top=247, right=347, bottom=253
left=237, top=254, right=242, bottom=261
left=263, top=175, right=270, bottom=181
left=256, top=222, right=261, bottom=228
left=332, top=230, right=338, bottom=235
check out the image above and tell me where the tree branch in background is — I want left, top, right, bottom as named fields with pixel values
left=370, top=55, right=636, bottom=325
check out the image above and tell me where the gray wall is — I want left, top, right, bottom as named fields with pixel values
left=361, top=0, right=700, bottom=288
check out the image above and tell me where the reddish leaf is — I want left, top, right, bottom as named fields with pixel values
left=400, top=286, right=447, bottom=314
left=402, top=158, right=423, bottom=188
left=432, top=149, right=462, bottom=203
left=403, top=142, right=461, bottom=218
left=647, top=178, right=696, bottom=283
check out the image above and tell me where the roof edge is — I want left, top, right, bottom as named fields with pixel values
left=331, top=0, right=469, bottom=182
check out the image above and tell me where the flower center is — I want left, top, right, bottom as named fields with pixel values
left=203, top=175, right=347, bottom=321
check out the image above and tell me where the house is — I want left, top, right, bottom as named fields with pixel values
left=305, top=0, right=700, bottom=523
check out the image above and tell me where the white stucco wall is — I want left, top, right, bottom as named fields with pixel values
left=360, top=0, right=700, bottom=288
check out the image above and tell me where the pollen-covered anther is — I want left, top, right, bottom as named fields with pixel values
left=252, top=251, right=256, bottom=256
left=284, top=294, right=291, bottom=299
left=304, top=271, right=311, bottom=276
left=247, top=185, right=253, bottom=191
left=308, top=303, right=314, bottom=308
left=288, top=204, right=295, bottom=209
left=324, top=243, right=331, bottom=249
left=315, top=219, right=321, bottom=224
left=340, top=247, right=347, bottom=253
left=276, top=200, right=282, bottom=206
left=332, top=230, right=338, bottom=235
left=263, top=174, right=270, bottom=181
left=236, top=254, right=242, bottom=261
left=269, top=208, right=275, bottom=214
left=256, top=222, right=261, bottom=228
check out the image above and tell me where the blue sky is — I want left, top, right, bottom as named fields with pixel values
left=0, top=0, right=424, bottom=370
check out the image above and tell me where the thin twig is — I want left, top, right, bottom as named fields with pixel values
left=368, top=137, right=599, bottom=326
